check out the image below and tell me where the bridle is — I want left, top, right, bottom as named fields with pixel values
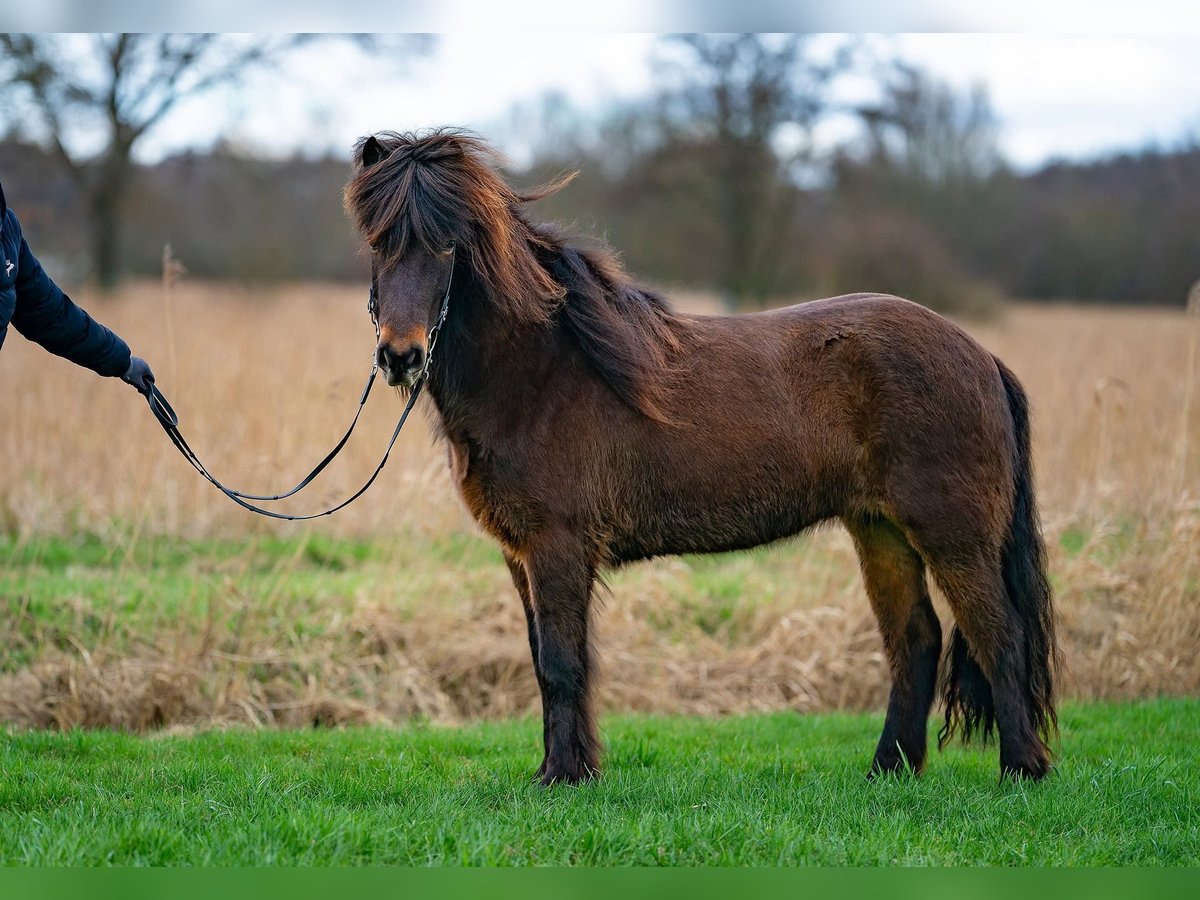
left=143, top=245, right=455, bottom=521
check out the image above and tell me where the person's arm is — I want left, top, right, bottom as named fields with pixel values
left=9, top=214, right=133, bottom=378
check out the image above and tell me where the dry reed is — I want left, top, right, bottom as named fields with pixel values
left=1, top=281, right=1197, bottom=729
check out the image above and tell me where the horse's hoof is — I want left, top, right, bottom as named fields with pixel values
left=538, top=760, right=599, bottom=787
left=993, top=739, right=1051, bottom=782
left=867, top=744, right=923, bottom=780
left=867, top=759, right=922, bottom=780
left=1000, top=761, right=1051, bottom=782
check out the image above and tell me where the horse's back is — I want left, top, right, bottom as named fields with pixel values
left=679, top=291, right=1002, bottom=416
left=715, top=291, right=1006, bottom=403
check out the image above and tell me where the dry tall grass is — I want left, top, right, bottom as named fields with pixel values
left=1, top=281, right=1197, bottom=729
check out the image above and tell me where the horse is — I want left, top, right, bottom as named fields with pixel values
left=343, top=129, right=1059, bottom=785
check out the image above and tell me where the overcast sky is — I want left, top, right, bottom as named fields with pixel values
left=133, top=33, right=1200, bottom=171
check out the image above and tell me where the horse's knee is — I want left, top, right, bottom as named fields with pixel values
left=537, top=640, right=587, bottom=702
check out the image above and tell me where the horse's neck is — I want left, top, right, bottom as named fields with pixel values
left=425, top=285, right=560, bottom=442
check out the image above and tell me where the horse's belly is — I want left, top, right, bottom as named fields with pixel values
left=611, top=479, right=836, bottom=562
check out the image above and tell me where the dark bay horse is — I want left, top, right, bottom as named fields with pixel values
left=344, top=129, right=1058, bottom=784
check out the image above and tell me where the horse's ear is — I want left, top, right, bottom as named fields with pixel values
left=359, top=135, right=391, bottom=169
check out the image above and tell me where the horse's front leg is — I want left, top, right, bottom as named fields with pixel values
left=523, top=534, right=600, bottom=785
left=504, top=552, right=549, bottom=778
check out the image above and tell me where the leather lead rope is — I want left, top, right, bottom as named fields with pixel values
left=142, top=251, right=453, bottom=521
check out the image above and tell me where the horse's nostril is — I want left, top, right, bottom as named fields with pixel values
left=399, top=345, right=424, bottom=371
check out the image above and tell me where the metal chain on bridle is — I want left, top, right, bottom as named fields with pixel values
left=142, top=246, right=455, bottom=520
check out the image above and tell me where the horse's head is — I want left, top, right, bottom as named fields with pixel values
left=345, top=129, right=574, bottom=387
left=349, top=134, right=460, bottom=387
left=370, top=240, right=454, bottom=387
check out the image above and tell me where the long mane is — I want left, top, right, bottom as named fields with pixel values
left=344, top=128, right=679, bottom=420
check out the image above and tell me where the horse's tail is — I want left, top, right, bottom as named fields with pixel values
left=939, top=358, right=1058, bottom=749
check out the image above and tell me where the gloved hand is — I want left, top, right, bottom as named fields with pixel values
left=122, top=356, right=156, bottom=394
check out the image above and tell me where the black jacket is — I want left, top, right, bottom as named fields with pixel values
left=0, top=182, right=131, bottom=377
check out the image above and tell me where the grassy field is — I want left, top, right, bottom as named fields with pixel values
left=1, top=524, right=1196, bottom=731
left=2, top=699, right=1196, bottom=865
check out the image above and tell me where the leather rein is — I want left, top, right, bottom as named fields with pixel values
left=142, top=248, right=454, bottom=521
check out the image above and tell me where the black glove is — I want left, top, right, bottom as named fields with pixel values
left=122, top=356, right=155, bottom=395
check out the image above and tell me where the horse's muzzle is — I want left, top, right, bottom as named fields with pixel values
left=377, top=341, right=425, bottom=387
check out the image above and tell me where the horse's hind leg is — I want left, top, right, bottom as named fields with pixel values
left=846, top=516, right=942, bottom=776
left=928, top=557, right=1052, bottom=781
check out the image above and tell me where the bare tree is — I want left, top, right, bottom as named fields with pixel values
left=856, top=62, right=1000, bottom=186
left=832, top=63, right=1004, bottom=292
left=0, top=33, right=430, bottom=290
left=655, top=34, right=850, bottom=305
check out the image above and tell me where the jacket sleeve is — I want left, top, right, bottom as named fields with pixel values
left=9, top=218, right=132, bottom=377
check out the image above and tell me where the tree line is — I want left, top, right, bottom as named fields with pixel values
left=1, top=34, right=1196, bottom=308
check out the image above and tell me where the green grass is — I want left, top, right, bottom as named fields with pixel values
left=1, top=699, right=1197, bottom=865
left=0, top=532, right=509, bottom=671
left=0, top=532, right=854, bottom=671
